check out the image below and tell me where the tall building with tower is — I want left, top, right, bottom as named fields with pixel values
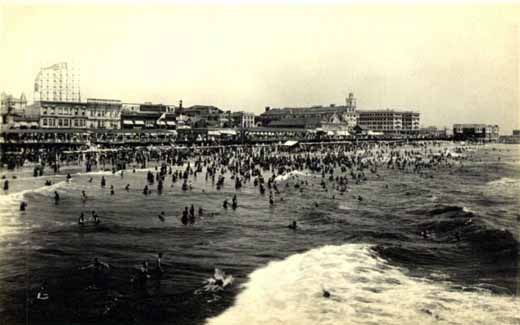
left=34, top=63, right=80, bottom=102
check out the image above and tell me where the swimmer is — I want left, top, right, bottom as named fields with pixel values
left=155, top=252, right=164, bottom=274
left=36, top=281, right=49, bottom=301
left=81, top=190, right=87, bottom=201
left=288, top=221, right=297, bottom=230
left=54, top=191, right=60, bottom=204
left=158, top=211, right=165, bottom=222
left=322, top=288, right=331, bottom=298
left=125, top=184, right=130, bottom=191
left=110, top=185, right=115, bottom=195
left=88, top=177, right=93, bottom=183
left=78, top=212, right=85, bottom=225
left=3, top=179, right=8, bottom=191
left=198, top=207, right=204, bottom=216
left=101, top=176, right=106, bottom=187
left=223, top=199, right=228, bottom=209
left=20, top=201, right=27, bottom=211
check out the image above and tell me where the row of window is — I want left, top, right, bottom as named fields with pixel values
left=41, top=118, right=119, bottom=129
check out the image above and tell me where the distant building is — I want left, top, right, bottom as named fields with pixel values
left=357, top=110, right=420, bottom=134
left=39, top=98, right=122, bottom=129
left=1, top=93, right=27, bottom=116
left=499, top=129, right=520, bottom=144
left=176, top=105, right=224, bottom=128
left=34, top=63, right=80, bottom=102
left=86, top=98, right=122, bottom=129
left=260, top=93, right=358, bottom=130
left=121, top=111, right=176, bottom=129
left=228, top=111, right=255, bottom=128
left=122, top=103, right=141, bottom=113
left=453, top=124, right=499, bottom=141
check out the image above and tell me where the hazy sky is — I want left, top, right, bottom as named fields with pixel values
left=0, top=4, right=519, bottom=132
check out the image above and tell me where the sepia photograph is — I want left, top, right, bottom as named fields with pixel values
left=0, top=1, right=519, bottom=324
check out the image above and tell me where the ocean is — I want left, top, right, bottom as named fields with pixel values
left=0, top=142, right=518, bottom=325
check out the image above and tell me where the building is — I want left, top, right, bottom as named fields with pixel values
left=260, top=93, right=358, bottom=131
left=39, top=100, right=88, bottom=129
left=39, top=98, right=122, bottom=129
left=121, top=111, right=176, bottom=130
left=228, top=111, right=255, bottom=128
left=499, top=130, right=520, bottom=144
left=86, top=98, right=122, bottom=129
left=357, top=109, right=420, bottom=134
left=122, top=103, right=141, bottom=113
left=1, top=93, right=27, bottom=116
left=453, top=124, right=499, bottom=141
left=34, top=63, right=80, bottom=102
left=176, top=105, right=224, bottom=128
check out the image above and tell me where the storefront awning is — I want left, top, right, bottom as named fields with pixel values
left=157, top=121, right=166, bottom=125
left=283, top=140, right=299, bottom=147
left=208, top=130, right=221, bottom=136
left=30, top=122, right=39, bottom=127
left=123, top=120, right=134, bottom=125
left=134, top=120, right=145, bottom=125
left=166, top=121, right=176, bottom=126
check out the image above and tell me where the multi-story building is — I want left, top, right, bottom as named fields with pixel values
left=34, top=63, right=81, bottom=102
left=39, top=101, right=88, bottom=129
left=260, top=93, right=358, bottom=130
left=39, top=98, right=122, bottom=129
left=1, top=93, right=27, bottom=116
left=228, top=111, right=255, bottom=128
left=357, top=109, right=420, bottom=134
left=86, top=98, right=122, bottom=129
left=453, top=124, right=499, bottom=141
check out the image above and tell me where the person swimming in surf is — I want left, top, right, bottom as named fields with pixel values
left=231, top=195, right=238, bottom=210
left=91, top=211, right=101, bottom=225
left=20, top=201, right=27, bottom=211
left=78, top=212, right=85, bottom=225
left=101, top=176, right=106, bottom=187
left=110, top=185, right=115, bottom=195
left=288, top=220, right=297, bottom=230
left=125, top=184, right=130, bottom=191
left=54, top=191, right=60, bottom=204
left=80, top=257, right=110, bottom=288
left=81, top=190, right=87, bottom=201
left=158, top=211, right=165, bottom=222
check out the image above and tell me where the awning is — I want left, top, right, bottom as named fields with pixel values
left=220, top=129, right=237, bottom=136
left=30, top=122, right=39, bottom=127
left=208, top=130, right=221, bottom=136
left=166, top=121, right=176, bottom=126
left=327, top=131, right=334, bottom=136
left=283, top=140, right=299, bottom=147
left=157, top=121, right=166, bottom=125
left=167, top=130, right=178, bottom=135
left=123, top=120, right=134, bottom=125
left=134, top=120, right=145, bottom=125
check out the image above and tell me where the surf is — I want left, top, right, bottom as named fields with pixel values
left=206, top=244, right=520, bottom=325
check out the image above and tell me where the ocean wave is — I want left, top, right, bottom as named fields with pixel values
left=487, top=177, right=520, bottom=187
left=206, top=244, right=520, bottom=325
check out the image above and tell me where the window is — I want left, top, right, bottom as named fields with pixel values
left=58, top=119, right=63, bottom=127
left=64, top=119, right=69, bottom=127
left=42, top=118, right=48, bottom=126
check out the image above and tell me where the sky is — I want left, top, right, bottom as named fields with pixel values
left=0, top=4, right=519, bottom=133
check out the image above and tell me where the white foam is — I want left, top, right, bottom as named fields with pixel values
left=206, top=244, right=520, bottom=325
left=487, top=177, right=520, bottom=187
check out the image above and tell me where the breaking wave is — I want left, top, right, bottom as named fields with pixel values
left=206, top=244, right=520, bottom=325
